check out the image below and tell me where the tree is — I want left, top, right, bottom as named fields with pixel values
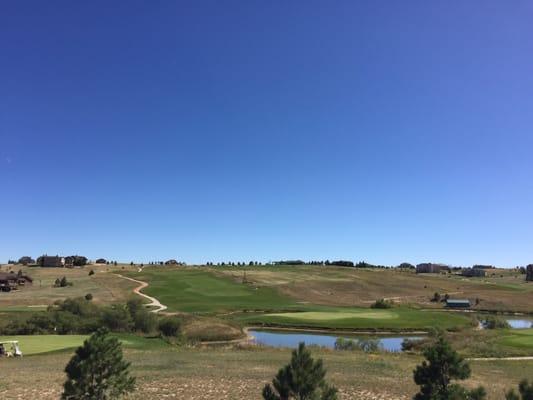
left=413, top=335, right=485, bottom=400
left=262, top=342, right=337, bottom=400
left=62, top=328, right=135, bottom=399
left=506, top=380, right=533, bottom=400
left=158, top=317, right=181, bottom=337
left=60, top=276, right=69, bottom=287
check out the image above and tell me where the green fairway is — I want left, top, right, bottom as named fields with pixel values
left=0, top=334, right=169, bottom=355
left=127, top=268, right=299, bottom=313
left=497, top=329, right=533, bottom=349
left=238, top=306, right=472, bottom=331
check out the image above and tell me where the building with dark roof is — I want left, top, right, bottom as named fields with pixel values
left=446, top=299, right=471, bottom=308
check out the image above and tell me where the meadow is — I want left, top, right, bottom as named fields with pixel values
left=1, top=343, right=532, bottom=400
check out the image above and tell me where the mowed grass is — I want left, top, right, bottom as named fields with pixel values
left=497, top=329, right=533, bottom=349
left=0, top=334, right=169, bottom=355
left=238, top=306, right=472, bottom=331
left=127, top=268, right=299, bottom=313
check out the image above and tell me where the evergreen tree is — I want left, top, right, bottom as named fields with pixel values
left=262, top=342, right=337, bottom=400
left=506, top=380, right=533, bottom=400
left=413, top=335, right=485, bottom=400
left=62, top=328, right=135, bottom=400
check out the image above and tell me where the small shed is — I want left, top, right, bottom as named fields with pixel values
left=446, top=299, right=471, bottom=308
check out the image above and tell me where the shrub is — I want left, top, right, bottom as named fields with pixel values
left=158, top=317, right=181, bottom=337
left=371, top=299, right=393, bottom=309
left=482, top=316, right=510, bottom=329
left=101, top=306, right=134, bottom=332
left=85, top=293, right=93, bottom=301
left=88, top=269, right=95, bottom=276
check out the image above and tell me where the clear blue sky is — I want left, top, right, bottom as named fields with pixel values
left=1, top=1, right=532, bottom=266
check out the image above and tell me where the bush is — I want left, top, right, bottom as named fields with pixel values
left=85, top=293, right=93, bottom=301
left=482, top=316, right=510, bottom=329
left=88, top=269, right=95, bottom=276
left=334, top=337, right=381, bottom=352
left=158, top=317, right=181, bottom=337
left=371, top=299, right=393, bottom=309
left=101, top=306, right=134, bottom=332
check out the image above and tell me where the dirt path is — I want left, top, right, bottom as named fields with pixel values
left=468, top=356, right=533, bottom=361
left=114, top=273, right=167, bottom=313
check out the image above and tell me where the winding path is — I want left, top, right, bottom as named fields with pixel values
left=114, top=273, right=167, bottom=313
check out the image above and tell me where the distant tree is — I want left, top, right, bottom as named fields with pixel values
left=85, top=293, right=93, bottom=301
left=432, top=292, right=441, bottom=302
left=101, top=306, right=133, bottom=332
left=506, top=380, right=533, bottom=400
left=62, top=328, right=135, bottom=400
left=130, top=262, right=134, bottom=266
left=88, top=269, right=95, bottom=276
left=113, top=261, right=117, bottom=266
left=60, top=276, right=69, bottom=287
left=371, top=299, right=393, bottom=309
left=54, top=278, right=61, bottom=287
left=158, top=317, right=181, bottom=337
left=262, top=342, right=337, bottom=400
left=413, top=335, right=485, bottom=400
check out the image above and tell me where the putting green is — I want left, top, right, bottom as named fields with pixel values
left=0, top=334, right=169, bottom=355
left=266, top=310, right=398, bottom=321
left=0, top=335, right=88, bottom=355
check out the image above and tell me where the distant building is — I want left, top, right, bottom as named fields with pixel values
left=527, top=265, right=533, bottom=282
left=95, top=258, right=107, bottom=264
left=165, top=259, right=178, bottom=265
left=416, top=263, right=449, bottom=274
left=461, top=268, right=486, bottom=278
left=0, top=272, right=32, bottom=292
left=38, top=256, right=64, bottom=268
left=446, top=299, right=471, bottom=308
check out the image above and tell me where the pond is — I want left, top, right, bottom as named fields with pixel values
left=505, top=318, right=533, bottom=329
left=479, top=317, right=533, bottom=330
left=249, top=329, right=422, bottom=352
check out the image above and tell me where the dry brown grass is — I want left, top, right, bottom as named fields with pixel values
left=1, top=346, right=532, bottom=399
left=0, top=264, right=139, bottom=307
left=219, top=266, right=533, bottom=312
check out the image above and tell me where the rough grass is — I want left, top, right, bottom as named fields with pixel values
left=0, top=264, right=138, bottom=308
left=217, top=266, right=533, bottom=312
left=1, top=345, right=533, bottom=400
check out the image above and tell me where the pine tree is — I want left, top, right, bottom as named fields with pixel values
left=413, top=335, right=485, bottom=400
left=506, top=380, right=533, bottom=400
left=62, top=328, right=135, bottom=400
left=262, top=342, right=337, bottom=400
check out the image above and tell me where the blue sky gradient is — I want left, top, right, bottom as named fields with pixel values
left=1, top=1, right=532, bottom=266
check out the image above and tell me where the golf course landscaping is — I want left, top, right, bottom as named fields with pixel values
left=1, top=263, right=532, bottom=400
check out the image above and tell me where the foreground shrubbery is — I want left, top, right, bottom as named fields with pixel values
left=0, top=296, right=161, bottom=336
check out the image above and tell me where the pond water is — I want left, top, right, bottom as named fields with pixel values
left=249, top=330, right=422, bottom=352
left=505, top=319, right=533, bottom=329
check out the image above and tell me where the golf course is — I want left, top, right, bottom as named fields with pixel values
left=1, top=263, right=532, bottom=399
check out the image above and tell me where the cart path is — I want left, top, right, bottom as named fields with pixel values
left=468, top=356, right=533, bottom=361
left=114, top=273, right=167, bottom=313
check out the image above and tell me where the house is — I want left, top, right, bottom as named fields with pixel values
left=0, top=272, right=33, bottom=292
left=527, top=265, right=533, bottom=282
left=416, top=263, right=449, bottom=274
left=446, top=299, right=471, bottom=308
left=38, top=256, right=64, bottom=268
left=473, top=264, right=495, bottom=270
left=0, top=273, right=18, bottom=292
left=461, top=268, right=486, bottom=278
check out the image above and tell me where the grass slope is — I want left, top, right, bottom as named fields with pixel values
left=127, top=268, right=299, bottom=313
